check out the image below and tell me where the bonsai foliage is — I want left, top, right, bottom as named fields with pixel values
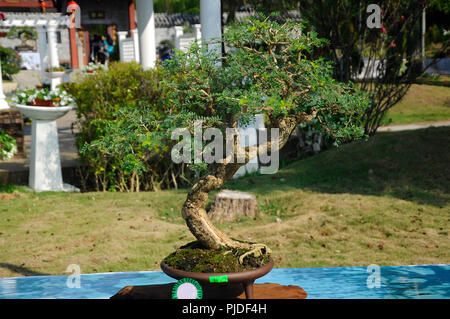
left=160, top=15, right=370, bottom=261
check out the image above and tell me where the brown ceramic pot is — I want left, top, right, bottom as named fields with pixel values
left=160, top=258, right=274, bottom=299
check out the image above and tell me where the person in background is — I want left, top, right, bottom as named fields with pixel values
left=102, top=34, right=114, bottom=65
left=157, top=40, right=174, bottom=65
left=90, top=35, right=102, bottom=63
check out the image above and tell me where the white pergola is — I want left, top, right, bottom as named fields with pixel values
left=0, top=14, right=70, bottom=109
left=134, top=0, right=222, bottom=69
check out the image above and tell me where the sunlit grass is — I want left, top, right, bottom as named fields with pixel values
left=382, top=83, right=450, bottom=125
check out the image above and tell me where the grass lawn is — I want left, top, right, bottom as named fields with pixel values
left=381, top=82, right=450, bottom=125
left=0, top=127, right=449, bottom=277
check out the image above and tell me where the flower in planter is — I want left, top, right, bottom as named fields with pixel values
left=45, top=66, right=66, bottom=73
left=82, top=62, right=107, bottom=74
left=11, top=87, right=74, bottom=107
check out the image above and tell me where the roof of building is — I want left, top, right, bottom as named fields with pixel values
left=0, top=12, right=68, bottom=30
left=154, top=13, right=200, bottom=28
left=0, top=12, right=63, bottom=20
left=0, top=11, right=302, bottom=30
left=154, top=10, right=301, bottom=28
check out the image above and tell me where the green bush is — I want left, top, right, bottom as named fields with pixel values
left=0, top=130, right=17, bottom=160
left=63, top=62, right=193, bottom=192
left=6, top=26, right=37, bottom=46
left=0, top=46, right=22, bottom=80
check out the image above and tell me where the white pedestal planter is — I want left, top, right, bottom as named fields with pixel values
left=11, top=103, right=79, bottom=192
left=44, top=71, right=66, bottom=91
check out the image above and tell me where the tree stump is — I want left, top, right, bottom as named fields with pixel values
left=208, top=190, right=258, bottom=223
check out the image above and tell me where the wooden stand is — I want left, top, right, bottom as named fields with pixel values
left=111, top=283, right=307, bottom=299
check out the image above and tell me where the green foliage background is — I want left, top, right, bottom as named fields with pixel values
left=0, top=46, right=22, bottom=80
left=63, top=62, right=193, bottom=192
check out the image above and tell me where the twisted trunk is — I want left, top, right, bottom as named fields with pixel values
left=182, top=162, right=252, bottom=250
left=181, top=115, right=310, bottom=251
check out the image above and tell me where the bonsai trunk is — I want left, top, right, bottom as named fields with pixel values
left=181, top=115, right=304, bottom=254
left=182, top=162, right=252, bottom=251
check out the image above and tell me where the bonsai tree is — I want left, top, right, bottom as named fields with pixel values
left=159, top=15, right=371, bottom=264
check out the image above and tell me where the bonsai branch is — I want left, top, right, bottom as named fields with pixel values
left=180, top=115, right=314, bottom=263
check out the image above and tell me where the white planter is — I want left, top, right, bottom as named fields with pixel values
left=12, top=103, right=72, bottom=120
left=44, top=71, right=66, bottom=79
left=11, top=103, right=78, bottom=192
left=44, top=71, right=66, bottom=90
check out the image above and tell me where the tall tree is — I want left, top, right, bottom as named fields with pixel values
left=299, top=0, right=448, bottom=135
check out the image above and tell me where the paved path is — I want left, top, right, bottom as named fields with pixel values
left=377, top=120, right=450, bottom=132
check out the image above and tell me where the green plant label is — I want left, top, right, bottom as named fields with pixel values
left=209, top=275, right=228, bottom=283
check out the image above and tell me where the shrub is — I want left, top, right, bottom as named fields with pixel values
left=0, top=130, right=17, bottom=160
left=6, top=26, right=37, bottom=46
left=0, top=46, right=21, bottom=80
left=63, top=62, right=193, bottom=192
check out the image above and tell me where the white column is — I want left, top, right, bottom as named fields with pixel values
left=135, top=0, right=156, bottom=69
left=0, top=60, right=9, bottom=110
left=36, top=26, right=49, bottom=84
left=46, top=25, right=60, bottom=68
left=174, top=26, right=183, bottom=50
left=29, top=119, right=64, bottom=191
left=200, top=0, right=222, bottom=58
left=194, top=24, right=202, bottom=45
left=131, top=29, right=140, bottom=63
left=47, top=25, right=63, bottom=90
